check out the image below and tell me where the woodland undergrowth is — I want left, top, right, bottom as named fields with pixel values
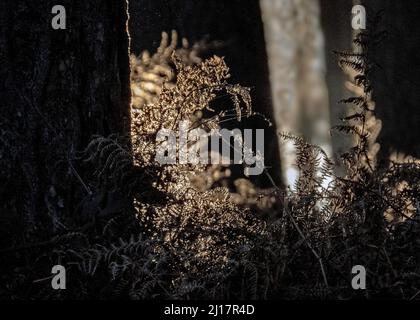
left=1, top=22, right=420, bottom=300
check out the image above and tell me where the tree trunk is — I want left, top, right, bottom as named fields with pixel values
left=260, top=0, right=332, bottom=187
left=0, top=0, right=131, bottom=242
left=362, top=0, right=420, bottom=161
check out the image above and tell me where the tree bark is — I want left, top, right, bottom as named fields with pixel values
left=0, top=0, right=131, bottom=241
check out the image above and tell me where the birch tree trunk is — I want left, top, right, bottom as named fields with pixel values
left=0, top=0, right=131, bottom=241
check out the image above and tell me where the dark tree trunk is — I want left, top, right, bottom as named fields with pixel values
left=0, top=0, right=131, bottom=242
left=362, top=0, right=420, bottom=160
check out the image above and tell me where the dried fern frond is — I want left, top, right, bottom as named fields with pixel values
left=130, top=30, right=215, bottom=109
left=83, top=135, right=133, bottom=187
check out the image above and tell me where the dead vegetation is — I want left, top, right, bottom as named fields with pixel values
left=1, top=28, right=420, bottom=300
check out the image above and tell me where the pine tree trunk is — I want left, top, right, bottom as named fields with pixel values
left=0, top=0, right=131, bottom=241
